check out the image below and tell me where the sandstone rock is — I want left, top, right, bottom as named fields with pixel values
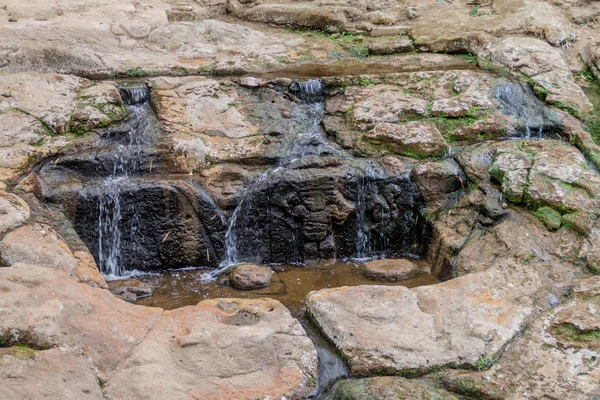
left=412, top=159, right=466, bottom=214
left=361, top=258, right=424, bottom=281
left=0, top=224, right=78, bottom=274
left=307, top=260, right=551, bottom=375
left=440, top=293, right=600, bottom=400
left=108, top=279, right=154, bottom=302
left=73, top=250, right=108, bottom=289
left=579, top=219, right=600, bottom=274
left=0, top=347, right=104, bottom=400
left=0, top=264, right=163, bottom=375
left=321, top=376, right=458, bottom=400
left=452, top=113, right=518, bottom=141
left=367, top=38, right=414, bottom=55
left=365, top=121, right=448, bottom=158
left=353, top=88, right=428, bottom=126
left=0, top=110, right=46, bottom=172
left=571, top=275, right=600, bottom=299
left=0, top=191, right=30, bottom=234
left=489, top=140, right=600, bottom=220
left=430, top=93, right=494, bottom=118
left=105, top=298, right=317, bottom=400
left=230, top=263, right=274, bottom=290
left=554, top=297, right=600, bottom=334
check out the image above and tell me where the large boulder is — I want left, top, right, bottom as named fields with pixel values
left=307, top=260, right=557, bottom=376
left=0, top=264, right=163, bottom=376
left=440, top=276, right=600, bottom=400
left=105, top=298, right=318, bottom=400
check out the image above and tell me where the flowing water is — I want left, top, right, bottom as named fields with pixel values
left=96, top=86, right=158, bottom=279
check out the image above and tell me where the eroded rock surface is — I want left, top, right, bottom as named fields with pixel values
left=105, top=298, right=317, bottom=400
left=307, top=259, right=564, bottom=375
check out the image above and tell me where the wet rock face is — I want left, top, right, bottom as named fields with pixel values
left=74, top=179, right=226, bottom=271
left=230, top=157, right=429, bottom=264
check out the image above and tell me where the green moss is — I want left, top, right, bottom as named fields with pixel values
left=126, top=68, right=146, bottom=77
left=533, top=206, right=562, bottom=231
left=553, top=323, right=600, bottom=344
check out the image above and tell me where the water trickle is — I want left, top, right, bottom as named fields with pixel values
left=96, top=85, right=157, bottom=279
left=354, top=164, right=385, bottom=260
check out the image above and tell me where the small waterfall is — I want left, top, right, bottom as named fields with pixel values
left=97, top=84, right=157, bottom=279
left=202, top=80, right=329, bottom=280
left=354, top=163, right=388, bottom=260
left=495, top=81, right=561, bottom=139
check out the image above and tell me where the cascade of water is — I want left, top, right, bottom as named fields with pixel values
left=202, top=80, right=328, bottom=280
left=354, top=164, right=387, bottom=260
left=96, top=85, right=157, bottom=279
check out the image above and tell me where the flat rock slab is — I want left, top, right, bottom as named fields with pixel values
left=0, top=347, right=104, bottom=400
left=361, top=258, right=424, bottom=281
left=106, top=298, right=317, bottom=400
left=307, top=262, right=544, bottom=375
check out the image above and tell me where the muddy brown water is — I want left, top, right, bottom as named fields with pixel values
left=135, top=261, right=438, bottom=313
left=134, top=261, right=438, bottom=396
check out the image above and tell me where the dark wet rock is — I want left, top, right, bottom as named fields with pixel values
left=229, top=263, right=274, bottom=290
left=412, top=159, right=466, bottom=215
left=108, top=279, right=153, bottom=302
left=494, top=80, right=563, bottom=138
left=230, top=158, right=429, bottom=264
left=73, top=179, right=226, bottom=272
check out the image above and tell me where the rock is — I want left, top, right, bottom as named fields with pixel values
left=488, top=37, right=591, bottom=113
left=0, top=224, right=78, bottom=275
left=452, top=114, right=518, bottom=141
left=571, top=275, right=600, bottom=299
left=0, top=264, right=163, bottom=376
left=38, top=176, right=227, bottom=272
left=361, top=258, right=424, bottom=281
left=239, top=77, right=265, bottom=87
left=230, top=263, right=274, bottom=290
left=353, top=88, right=429, bottom=126
left=412, top=159, right=467, bottom=215
left=431, top=93, right=494, bottom=118
left=73, top=250, right=108, bottom=289
left=0, top=110, right=46, bottom=174
left=0, top=347, right=104, bottom=400
left=489, top=140, right=600, bottom=221
left=455, top=208, right=581, bottom=278
left=108, top=279, right=153, bottom=302
left=440, top=289, right=600, bottom=400
left=367, top=38, right=414, bottom=55
left=554, top=297, right=600, bottom=334
left=222, top=159, right=428, bottom=264
left=105, top=298, right=317, bottom=400
left=307, top=260, right=551, bottom=376
left=0, top=191, right=30, bottom=234
left=230, top=3, right=355, bottom=32
left=321, top=376, right=458, bottom=400
left=579, top=220, right=600, bottom=274
left=365, top=121, right=448, bottom=158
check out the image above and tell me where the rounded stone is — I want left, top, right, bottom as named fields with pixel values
left=230, top=263, right=274, bottom=290
left=0, top=191, right=30, bottom=234
left=362, top=258, right=423, bottom=281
